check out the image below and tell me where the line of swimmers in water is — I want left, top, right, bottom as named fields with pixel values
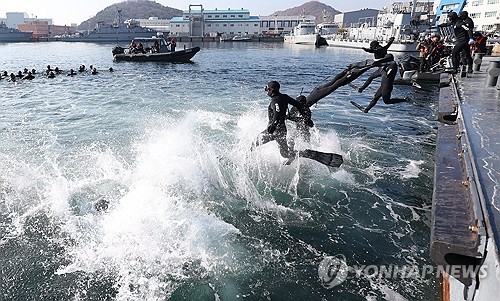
left=1, top=64, right=115, bottom=82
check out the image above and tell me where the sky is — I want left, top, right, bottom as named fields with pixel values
left=0, top=0, right=391, bottom=26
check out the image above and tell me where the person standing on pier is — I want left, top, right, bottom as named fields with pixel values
left=438, top=11, right=475, bottom=74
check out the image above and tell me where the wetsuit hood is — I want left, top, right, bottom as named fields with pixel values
left=447, top=11, right=458, bottom=23
left=369, top=41, right=380, bottom=49
left=459, top=11, right=468, bottom=20
left=266, top=81, right=280, bottom=97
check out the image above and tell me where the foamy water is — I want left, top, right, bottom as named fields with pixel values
left=0, top=42, right=439, bottom=300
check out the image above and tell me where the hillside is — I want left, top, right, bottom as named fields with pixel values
left=272, top=1, right=341, bottom=23
left=78, top=0, right=181, bottom=30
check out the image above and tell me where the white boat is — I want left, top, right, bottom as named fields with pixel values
left=231, top=35, right=252, bottom=42
left=316, top=10, right=339, bottom=40
left=328, top=0, right=433, bottom=52
left=220, top=34, right=252, bottom=42
left=284, top=15, right=327, bottom=46
left=317, top=22, right=339, bottom=40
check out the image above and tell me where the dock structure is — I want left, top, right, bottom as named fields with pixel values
left=431, top=56, right=500, bottom=300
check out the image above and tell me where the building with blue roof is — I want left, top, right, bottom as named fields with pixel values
left=170, top=5, right=260, bottom=37
left=169, top=5, right=316, bottom=37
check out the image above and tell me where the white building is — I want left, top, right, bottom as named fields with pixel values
left=3, top=12, right=52, bottom=29
left=5, top=12, right=27, bottom=29
left=333, top=9, right=380, bottom=28
left=134, top=17, right=170, bottom=33
left=259, top=15, right=315, bottom=35
left=170, top=6, right=260, bottom=37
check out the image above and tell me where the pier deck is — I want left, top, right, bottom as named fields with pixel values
left=432, top=56, right=500, bottom=300
left=458, top=57, right=500, bottom=253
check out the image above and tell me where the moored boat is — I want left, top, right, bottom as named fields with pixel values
left=112, top=37, right=200, bottom=62
left=64, top=9, right=155, bottom=43
left=0, top=22, right=33, bottom=43
left=316, top=10, right=339, bottom=41
left=220, top=34, right=252, bottom=42
left=284, top=14, right=327, bottom=47
left=328, top=0, right=433, bottom=52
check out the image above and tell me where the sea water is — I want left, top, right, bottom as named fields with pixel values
left=0, top=41, right=439, bottom=300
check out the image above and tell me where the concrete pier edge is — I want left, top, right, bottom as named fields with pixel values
left=432, top=56, right=500, bottom=300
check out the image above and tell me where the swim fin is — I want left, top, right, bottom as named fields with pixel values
left=348, top=83, right=359, bottom=90
left=298, top=149, right=343, bottom=167
left=350, top=100, right=366, bottom=112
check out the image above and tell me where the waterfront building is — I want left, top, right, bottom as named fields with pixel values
left=169, top=5, right=314, bottom=37
left=18, top=20, right=74, bottom=38
left=170, top=5, right=260, bottom=37
left=259, top=15, right=316, bottom=36
left=2, top=12, right=52, bottom=29
left=333, top=8, right=380, bottom=28
left=133, top=17, right=170, bottom=33
left=5, top=12, right=28, bottom=29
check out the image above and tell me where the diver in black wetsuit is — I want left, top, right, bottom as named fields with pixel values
left=357, top=37, right=395, bottom=92
left=357, top=60, right=408, bottom=113
left=305, top=54, right=395, bottom=107
left=438, top=11, right=474, bottom=73
left=287, top=95, right=311, bottom=142
left=252, top=81, right=313, bottom=159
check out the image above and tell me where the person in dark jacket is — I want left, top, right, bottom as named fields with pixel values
left=438, top=11, right=475, bottom=73
left=252, top=81, right=313, bottom=159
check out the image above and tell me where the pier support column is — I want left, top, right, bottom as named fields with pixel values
left=485, top=61, right=500, bottom=86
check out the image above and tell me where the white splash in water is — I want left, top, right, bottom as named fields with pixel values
left=400, top=160, right=425, bottom=179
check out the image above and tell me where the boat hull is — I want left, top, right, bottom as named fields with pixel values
left=0, top=32, right=33, bottom=42
left=113, top=46, right=200, bottom=62
left=328, top=39, right=418, bottom=52
left=284, top=34, right=326, bottom=46
left=63, top=31, right=156, bottom=43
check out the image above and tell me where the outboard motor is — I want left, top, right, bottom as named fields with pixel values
left=112, top=46, right=125, bottom=55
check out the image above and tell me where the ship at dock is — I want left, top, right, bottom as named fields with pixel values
left=284, top=13, right=331, bottom=47
left=63, top=9, right=156, bottom=43
left=0, top=22, right=32, bottom=42
left=328, top=0, right=434, bottom=52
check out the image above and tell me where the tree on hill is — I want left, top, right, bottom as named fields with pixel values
left=77, top=0, right=182, bottom=30
left=272, top=1, right=341, bottom=23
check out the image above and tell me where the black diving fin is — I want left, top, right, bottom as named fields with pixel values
left=350, top=100, right=366, bottom=112
left=298, top=149, right=343, bottom=168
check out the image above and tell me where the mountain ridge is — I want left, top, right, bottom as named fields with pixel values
left=78, top=0, right=181, bottom=30
left=271, top=1, right=341, bottom=23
